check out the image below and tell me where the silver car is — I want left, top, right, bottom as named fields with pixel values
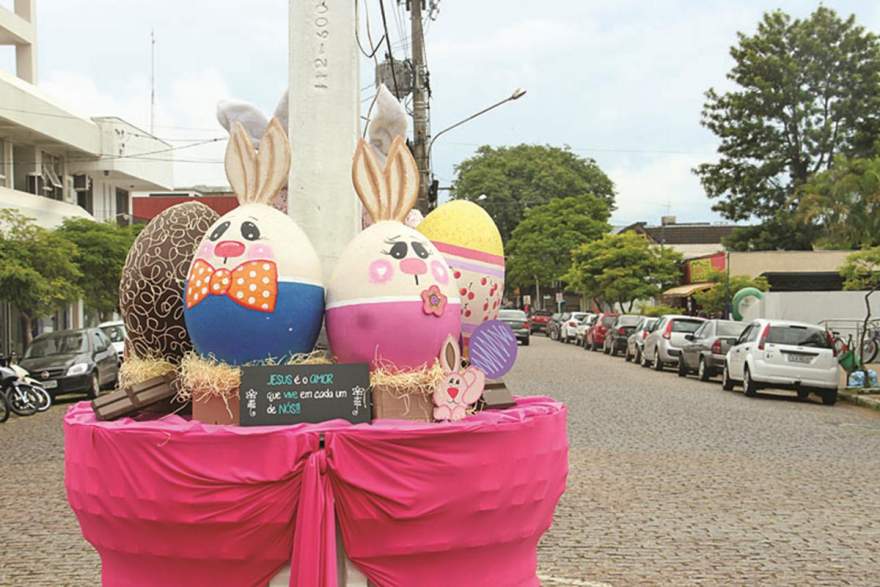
left=641, top=315, right=706, bottom=371
left=625, top=317, right=658, bottom=363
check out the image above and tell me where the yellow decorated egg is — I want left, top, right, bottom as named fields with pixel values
left=417, top=200, right=505, bottom=355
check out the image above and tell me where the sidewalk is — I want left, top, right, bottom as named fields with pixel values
left=840, top=388, right=880, bottom=412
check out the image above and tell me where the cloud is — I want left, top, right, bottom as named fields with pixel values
left=605, top=153, right=719, bottom=226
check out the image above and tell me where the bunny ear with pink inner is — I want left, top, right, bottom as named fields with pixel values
left=439, top=335, right=460, bottom=372
left=352, top=135, right=419, bottom=223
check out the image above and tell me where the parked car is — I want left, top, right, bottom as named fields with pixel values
left=99, top=320, right=126, bottom=362
left=604, top=315, right=643, bottom=356
left=625, top=317, right=658, bottom=363
left=722, top=320, right=838, bottom=405
left=641, top=315, right=706, bottom=370
left=19, top=328, right=119, bottom=399
left=575, top=314, right=597, bottom=346
left=498, top=309, right=530, bottom=345
left=559, top=312, right=590, bottom=343
left=529, top=310, right=553, bottom=334
left=547, top=313, right=564, bottom=341
left=586, top=312, right=619, bottom=351
left=677, top=319, right=746, bottom=380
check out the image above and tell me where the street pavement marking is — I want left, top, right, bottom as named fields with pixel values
left=538, top=574, right=611, bottom=587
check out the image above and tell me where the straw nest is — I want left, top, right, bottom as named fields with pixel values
left=370, top=358, right=445, bottom=420
left=118, top=356, right=176, bottom=389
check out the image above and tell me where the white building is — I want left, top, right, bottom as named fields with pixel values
left=0, top=1, right=173, bottom=353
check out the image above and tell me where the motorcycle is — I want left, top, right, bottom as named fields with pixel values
left=8, top=362, right=52, bottom=412
left=0, top=363, right=40, bottom=417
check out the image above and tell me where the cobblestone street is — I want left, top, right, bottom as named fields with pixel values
left=2, top=335, right=880, bottom=586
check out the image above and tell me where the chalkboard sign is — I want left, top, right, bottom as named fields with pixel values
left=239, top=364, right=371, bottom=426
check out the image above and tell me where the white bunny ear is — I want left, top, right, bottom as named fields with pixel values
left=272, top=90, right=289, bottom=134
left=253, top=118, right=291, bottom=205
left=385, top=136, right=419, bottom=221
left=368, top=84, right=408, bottom=164
left=217, top=99, right=268, bottom=147
left=225, top=122, right=258, bottom=204
left=352, top=138, right=384, bottom=222
left=439, top=335, right=460, bottom=372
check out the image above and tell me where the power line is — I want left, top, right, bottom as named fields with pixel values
left=0, top=104, right=224, bottom=142
left=354, top=0, right=385, bottom=58
left=378, top=0, right=401, bottom=99
left=438, top=141, right=715, bottom=157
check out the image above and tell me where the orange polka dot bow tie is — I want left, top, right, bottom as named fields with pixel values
left=186, top=259, right=278, bottom=312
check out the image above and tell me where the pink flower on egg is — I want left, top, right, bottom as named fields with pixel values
left=421, top=285, right=447, bottom=317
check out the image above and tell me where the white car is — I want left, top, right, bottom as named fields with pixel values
left=98, top=320, right=126, bottom=362
left=575, top=314, right=597, bottom=346
left=559, top=312, right=590, bottom=343
left=722, top=319, right=839, bottom=405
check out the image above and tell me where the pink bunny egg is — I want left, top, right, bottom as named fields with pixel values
left=326, top=136, right=460, bottom=370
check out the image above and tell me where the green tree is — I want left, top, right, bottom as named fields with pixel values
left=566, top=232, right=682, bottom=312
left=797, top=155, right=880, bottom=249
left=693, top=270, right=769, bottom=317
left=506, top=196, right=610, bottom=290
left=451, top=144, right=615, bottom=242
left=55, top=218, right=142, bottom=321
left=839, top=246, right=880, bottom=290
left=695, top=7, right=880, bottom=250
left=641, top=304, right=680, bottom=318
left=0, top=210, right=81, bottom=345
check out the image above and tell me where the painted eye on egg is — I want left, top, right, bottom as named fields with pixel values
left=412, top=241, right=430, bottom=259
left=386, top=241, right=408, bottom=259
left=208, top=221, right=231, bottom=241
left=241, top=221, right=261, bottom=241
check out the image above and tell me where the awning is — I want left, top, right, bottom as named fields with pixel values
left=662, top=282, right=715, bottom=297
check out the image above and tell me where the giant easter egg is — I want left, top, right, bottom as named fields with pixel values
left=183, top=203, right=324, bottom=365
left=417, top=200, right=505, bottom=355
left=326, top=221, right=461, bottom=370
left=119, top=201, right=219, bottom=363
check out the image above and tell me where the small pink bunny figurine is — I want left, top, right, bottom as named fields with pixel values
left=433, top=335, right=486, bottom=422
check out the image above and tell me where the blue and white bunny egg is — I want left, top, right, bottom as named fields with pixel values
left=182, top=118, right=324, bottom=365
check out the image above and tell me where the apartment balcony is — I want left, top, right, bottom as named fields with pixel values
left=0, top=184, right=92, bottom=228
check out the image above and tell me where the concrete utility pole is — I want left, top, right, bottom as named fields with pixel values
left=288, top=0, right=362, bottom=285
left=409, top=0, right=431, bottom=213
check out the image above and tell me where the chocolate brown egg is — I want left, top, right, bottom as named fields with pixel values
left=119, top=202, right=219, bottom=362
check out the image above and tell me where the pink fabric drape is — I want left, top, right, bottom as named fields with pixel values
left=64, top=397, right=568, bottom=587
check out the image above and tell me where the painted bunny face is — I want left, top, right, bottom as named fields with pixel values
left=193, top=204, right=321, bottom=285
left=327, top=221, right=452, bottom=303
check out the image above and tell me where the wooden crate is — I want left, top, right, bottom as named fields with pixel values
left=92, top=372, right=178, bottom=421
left=192, top=393, right=240, bottom=425
left=371, top=385, right=433, bottom=422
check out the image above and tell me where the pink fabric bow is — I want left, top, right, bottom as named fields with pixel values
left=64, top=397, right=568, bottom=587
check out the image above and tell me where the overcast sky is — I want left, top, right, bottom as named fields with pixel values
left=5, top=0, right=880, bottom=225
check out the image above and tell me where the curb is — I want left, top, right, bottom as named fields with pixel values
left=839, top=389, right=880, bottom=412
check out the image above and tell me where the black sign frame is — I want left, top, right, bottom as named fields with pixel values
left=239, top=363, right=371, bottom=426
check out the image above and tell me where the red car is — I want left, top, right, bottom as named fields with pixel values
left=529, top=310, right=553, bottom=334
left=585, top=312, right=619, bottom=351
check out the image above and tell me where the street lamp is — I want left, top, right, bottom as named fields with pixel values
left=427, top=88, right=527, bottom=160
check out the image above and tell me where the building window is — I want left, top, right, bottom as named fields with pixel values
left=42, top=153, right=64, bottom=201
left=115, top=188, right=130, bottom=225
left=77, top=182, right=94, bottom=214
left=0, top=139, right=6, bottom=187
